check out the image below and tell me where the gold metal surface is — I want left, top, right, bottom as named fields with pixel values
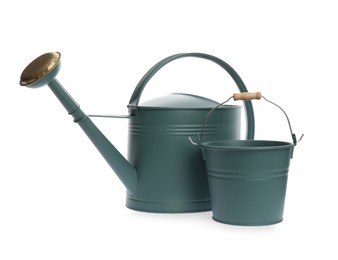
left=20, top=52, right=61, bottom=86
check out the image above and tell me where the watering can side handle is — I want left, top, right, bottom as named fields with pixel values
left=128, top=53, right=255, bottom=140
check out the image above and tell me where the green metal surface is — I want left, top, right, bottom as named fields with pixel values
left=126, top=106, right=241, bottom=212
left=139, top=93, right=221, bottom=108
left=201, top=140, right=294, bottom=225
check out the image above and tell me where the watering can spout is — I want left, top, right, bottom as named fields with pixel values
left=19, top=52, right=138, bottom=194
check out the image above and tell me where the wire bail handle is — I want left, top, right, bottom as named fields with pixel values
left=189, top=92, right=303, bottom=146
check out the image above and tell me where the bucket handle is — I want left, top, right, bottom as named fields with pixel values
left=189, top=92, right=303, bottom=146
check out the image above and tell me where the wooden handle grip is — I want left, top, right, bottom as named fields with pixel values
left=233, top=92, right=262, bottom=101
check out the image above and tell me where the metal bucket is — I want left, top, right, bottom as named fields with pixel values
left=192, top=92, right=302, bottom=225
left=202, top=140, right=293, bottom=225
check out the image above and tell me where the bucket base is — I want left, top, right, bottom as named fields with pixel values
left=212, top=216, right=283, bottom=226
left=126, top=197, right=211, bottom=213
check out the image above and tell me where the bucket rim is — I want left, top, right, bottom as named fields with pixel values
left=201, top=139, right=294, bottom=150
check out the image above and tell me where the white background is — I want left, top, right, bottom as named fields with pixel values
left=1, top=0, right=337, bottom=259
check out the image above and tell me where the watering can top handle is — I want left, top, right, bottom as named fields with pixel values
left=128, top=53, right=255, bottom=140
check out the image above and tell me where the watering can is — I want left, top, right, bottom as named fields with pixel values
left=19, top=52, right=255, bottom=213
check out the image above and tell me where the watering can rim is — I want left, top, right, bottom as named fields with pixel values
left=128, top=93, right=241, bottom=110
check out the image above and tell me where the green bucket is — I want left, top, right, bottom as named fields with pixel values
left=192, top=92, right=302, bottom=226
left=201, top=140, right=294, bottom=225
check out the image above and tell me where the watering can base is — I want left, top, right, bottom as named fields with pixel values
left=125, top=197, right=211, bottom=213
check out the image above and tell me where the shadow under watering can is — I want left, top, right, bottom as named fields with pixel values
left=20, top=52, right=255, bottom=213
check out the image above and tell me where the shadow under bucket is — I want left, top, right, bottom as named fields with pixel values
left=201, top=140, right=294, bottom=226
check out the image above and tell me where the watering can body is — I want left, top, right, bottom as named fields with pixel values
left=20, top=52, right=255, bottom=213
left=126, top=94, right=241, bottom=212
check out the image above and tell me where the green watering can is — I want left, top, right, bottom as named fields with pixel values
left=20, top=52, right=255, bottom=213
